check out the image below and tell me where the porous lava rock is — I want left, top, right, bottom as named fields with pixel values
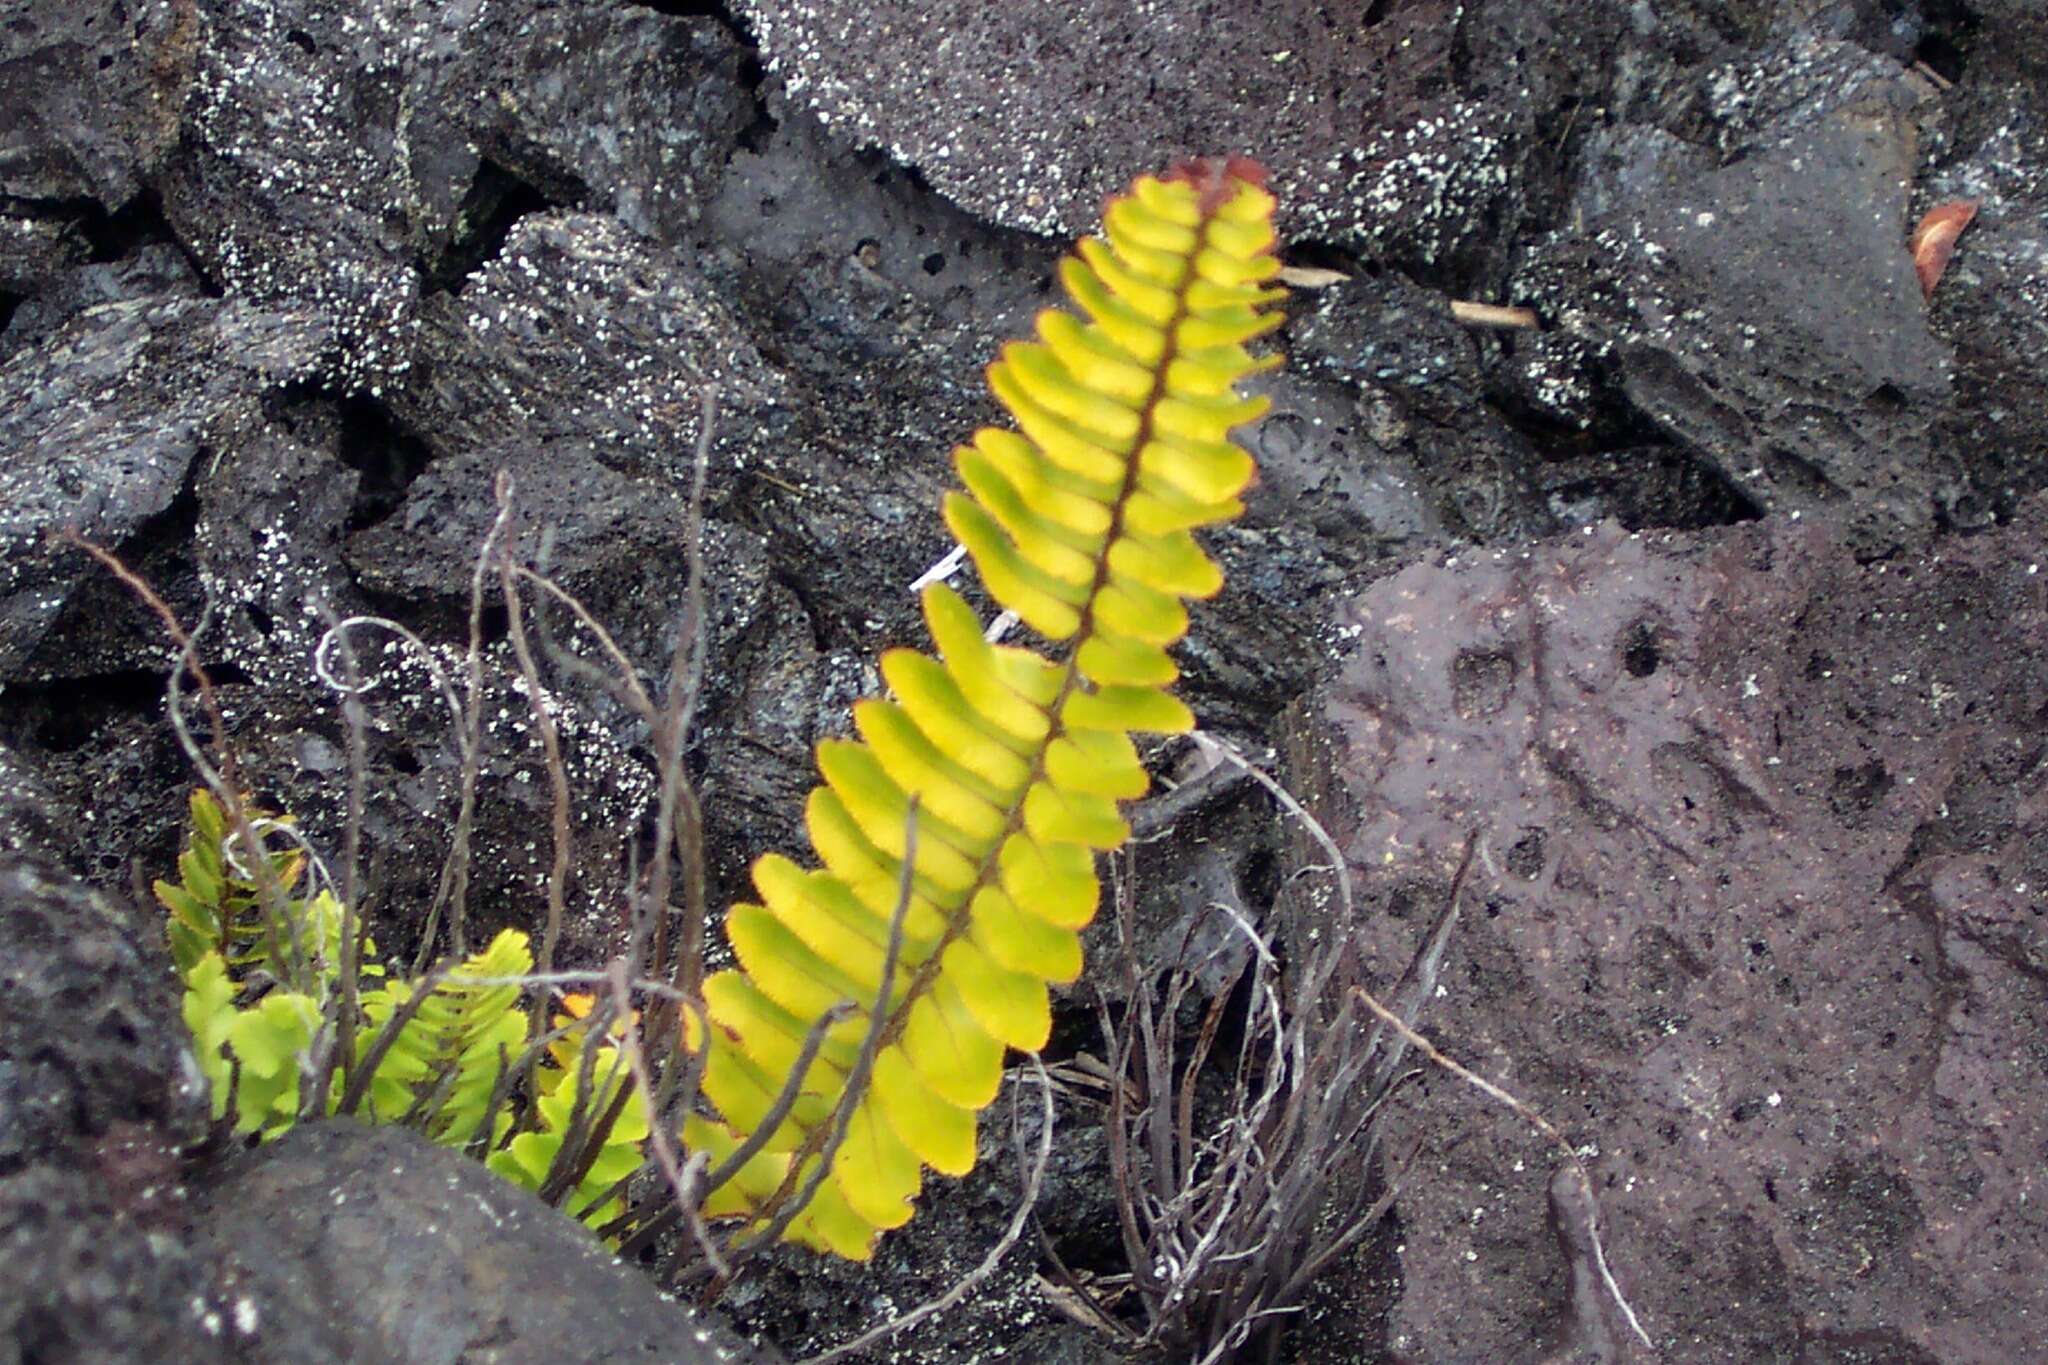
left=1284, top=498, right=2048, bottom=1361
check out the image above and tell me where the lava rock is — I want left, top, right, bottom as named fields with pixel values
left=1916, top=65, right=2048, bottom=527
left=448, top=2, right=754, bottom=249
left=0, top=244, right=206, bottom=359
left=0, top=1160, right=223, bottom=1364
left=1290, top=269, right=1555, bottom=544
left=0, top=294, right=332, bottom=682
left=0, top=854, right=200, bottom=1168
left=190, top=1121, right=763, bottom=1364
left=0, top=0, right=189, bottom=210
left=732, top=0, right=1536, bottom=269
left=392, top=212, right=786, bottom=485
left=1282, top=496, right=2048, bottom=1361
left=1512, top=38, right=1954, bottom=548
left=161, top=0, right=459, bottom=390
left=0, top=746, right=61, bottom=864
left=0, top=854, right=220, bottom=1364
left=0, top=212, right=88, bottom=297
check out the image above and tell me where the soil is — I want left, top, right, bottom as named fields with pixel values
left=1, top=1, right=2044, bottom=1362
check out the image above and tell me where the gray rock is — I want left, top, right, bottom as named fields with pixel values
left=0, top=212, right=87, bottom=296
left=0, top=244, right=205, bottom=358
left=162, top=0, right=451, bottom=390
left=0, top=854, right=200, bottom=1168
left=392, top=212, right=785, bottom=484
left=191, top=1121, right=764, bottom=1364
left=0, top=1160, right=223, bottom=1365
left=192, top=420, right=361, bottom=671
left=0, top=294, right=332, bottom=681
left=0, top=0, right=187, bottom=209
left=449, top=2, right=753, bottom=248
left=158, top=0, right=756, bottom=390
left=1918, top=68, right=2048, bottom=528
left=0, top=745, right=61, bottom=864
left=1512, top=41, right=1953, bottom=548
left=732, top=0, right=1530, bottom=266
left=0, top=853, right=220, bottom=1365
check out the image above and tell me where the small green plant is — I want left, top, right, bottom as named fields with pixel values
left=158, top=789, right=647, bottom=1229
left=487, top=992, right=652, bottom=1227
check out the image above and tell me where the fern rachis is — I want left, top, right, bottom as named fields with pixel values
left=687, top=158, right=1285, bottom=1258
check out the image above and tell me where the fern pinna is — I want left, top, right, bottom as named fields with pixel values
left=687, top=158, right=1284, bottom=1258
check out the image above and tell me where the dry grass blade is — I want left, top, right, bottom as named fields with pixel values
left=1098, top=732, right=1477, bottom=1361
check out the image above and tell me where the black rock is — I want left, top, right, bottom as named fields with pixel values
left=0, top=295, right=332, bottom=681
left=0, top=0, right=186, bottom=210
left=0, top=853, right=219, bottom=1364
left=1512, top=39, right=1954, bottom=550
left=191, top=1121, right=765, bottom=1364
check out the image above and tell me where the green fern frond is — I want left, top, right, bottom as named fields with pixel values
left=487, top=992, right=651, bottom=1229
left=688, top=158, right=1284, bottom=1258
left=155, top=789, right=376, bottom=986
left=352, top=928, right=533, bottom=1142
left=180, top=950, right=321, bottom=1137
left=160, top=795, right=650, bottom=1233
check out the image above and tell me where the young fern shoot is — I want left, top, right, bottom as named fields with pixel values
left=686, top=158, right=1286, bottom=1258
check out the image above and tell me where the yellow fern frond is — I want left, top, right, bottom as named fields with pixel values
left=690, top=158, right=1284, bottom=1258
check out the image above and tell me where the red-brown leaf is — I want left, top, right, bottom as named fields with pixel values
left=1909, top=199, right=1979, bottom=301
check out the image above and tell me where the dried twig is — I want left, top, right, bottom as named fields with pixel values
left=1449, top=300, right=1540, bottom=330
left=310, top=599, right=372, bottom=1104
left=607, top=957, right=732, bottom=1284
left=494, top=473, right=575, bottom=986
left=432, top=481, right=518, bottom=963
left=1348, top=987, right=1653, bottom=1349
left=62, top=534, right=305, bottom=991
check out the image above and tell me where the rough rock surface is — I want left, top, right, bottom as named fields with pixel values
left=0, top=855, right=218, bottom=1363
left=1510, top=39, right=1961, bottom=549
left=190, top=1121, right=761, bottom=1364
left=0, top=296, right=331, bottom=680
left=391, top=211, right=785, bottom=484
left=0, top=0, right=186, bottom=213
left=1284, top=498, right=2048, bottom=1361
left=733, top=0, right=1635, bottom=279
left=0, top=0, right=2045, bottom=1360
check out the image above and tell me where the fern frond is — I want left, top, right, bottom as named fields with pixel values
left=353, top=928, right=532, bottom=1142
left=488, top=992, right=651, bottom=1229
left=157, top=789, right=312, bottom=978
left=690, top=158, right=1284, bottom=1258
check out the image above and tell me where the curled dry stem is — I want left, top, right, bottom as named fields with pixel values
left=62, top=535, right=309, bottom=997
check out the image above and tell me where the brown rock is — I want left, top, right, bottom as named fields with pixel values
left=1284, top=499, right=2048, bottom=1360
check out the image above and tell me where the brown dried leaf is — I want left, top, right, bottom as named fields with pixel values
left=1909, top=199, right=1979, bottom=301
